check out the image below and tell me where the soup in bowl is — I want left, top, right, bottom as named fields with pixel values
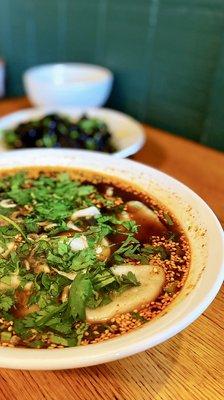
left=0, top=149, right=223, bottom=370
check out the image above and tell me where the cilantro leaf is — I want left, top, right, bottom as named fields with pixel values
left=69, top=274, right=93, bottom=321
left=36, top=202, right=71, bottom=221
left=113, top=235, right=140, bottom=262
left=0, top=214, right=27, bottom=241
left=57, top=240, right=69, bottom=256
left=0, top=294, right=14, bottom=311
left=36, top=303, right=67, bottom=327
left=140, top=245, right=168, bottom=262
left=91, top=269, right=116, bottom=290
left=71, top=247, right=96, bottom=271
left=122, top=271, right=139, bottom=286
left=8, top=189, right=32, bottom=205
left=10, top=172, right=26, bottom=191
left=24, top=217, right=39, bottom=233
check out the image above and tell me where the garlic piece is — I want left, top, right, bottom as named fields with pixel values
left=69, top=235, right=88, bottom=252
left=61, top=285, right=70, bottom=302
left=2, top=242, right=15, bottom=258
left=67, top=221, right=82, bottom=232
left=86, top=263, right=165, bottom=323
left=71, top=206, right=100, bottom=221
left=0, top=199, right=16, bottom=208
left=24, top=281, right=33, bottom=291
left=44, top=223, right=57, bottom=231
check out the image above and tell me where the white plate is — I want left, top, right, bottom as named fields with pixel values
left=0, top=149, right=223, bottom=370
left=0, top=107, right=145, bottom=158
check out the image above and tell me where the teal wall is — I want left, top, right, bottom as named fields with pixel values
left=0, top=0, right=224, bottom=151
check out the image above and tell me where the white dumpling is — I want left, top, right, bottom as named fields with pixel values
left=126, top=201, right=166, bottom=235
left=86, top=263, right=165, bottom=323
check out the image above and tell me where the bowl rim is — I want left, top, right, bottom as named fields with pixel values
left=0, top=149, right=223, bottom=370
left=23, top=63, right=113, bottom=87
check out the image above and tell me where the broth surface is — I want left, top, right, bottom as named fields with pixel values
left=0, top=168, right=190, bottom=348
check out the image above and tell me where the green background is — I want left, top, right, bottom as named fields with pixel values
left=0, top=0, right=223, bottom=151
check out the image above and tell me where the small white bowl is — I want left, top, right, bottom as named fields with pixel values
left=23, top=63, right=113, bottom=107
left=0, top=107, right=145, bottom=157
left=0, top=149, right=223, bottom=370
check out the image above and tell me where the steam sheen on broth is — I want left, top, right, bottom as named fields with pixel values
left=0, top=169, right=190, bottom=348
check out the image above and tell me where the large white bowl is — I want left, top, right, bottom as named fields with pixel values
left=0, top=107, right=145, bottom=157
left=0, top=149, right=223, bottom=370
left=23, top=63, right=113, bottom=107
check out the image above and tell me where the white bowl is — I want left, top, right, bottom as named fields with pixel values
left=23, top=63, right=113, bottom=107
left=0, top=107, right=145, bottom=157
left=0, top=149, right=223, bottom=370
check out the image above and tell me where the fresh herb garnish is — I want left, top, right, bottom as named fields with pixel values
left=0, top=214, right=27, bottom=241
left=69, top=274, right=93, bottom=321
left=0, top=293, right=14, bottom=311
left=0, top=170, right=185, bottom=349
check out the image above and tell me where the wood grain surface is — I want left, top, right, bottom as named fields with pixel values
left=0, top=98, right=223, bottom=400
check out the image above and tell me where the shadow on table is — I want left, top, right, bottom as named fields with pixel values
left=61, top=334, right=183, bottom=399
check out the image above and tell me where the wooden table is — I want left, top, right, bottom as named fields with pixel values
left=0, top=98, right=223, bottom=400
